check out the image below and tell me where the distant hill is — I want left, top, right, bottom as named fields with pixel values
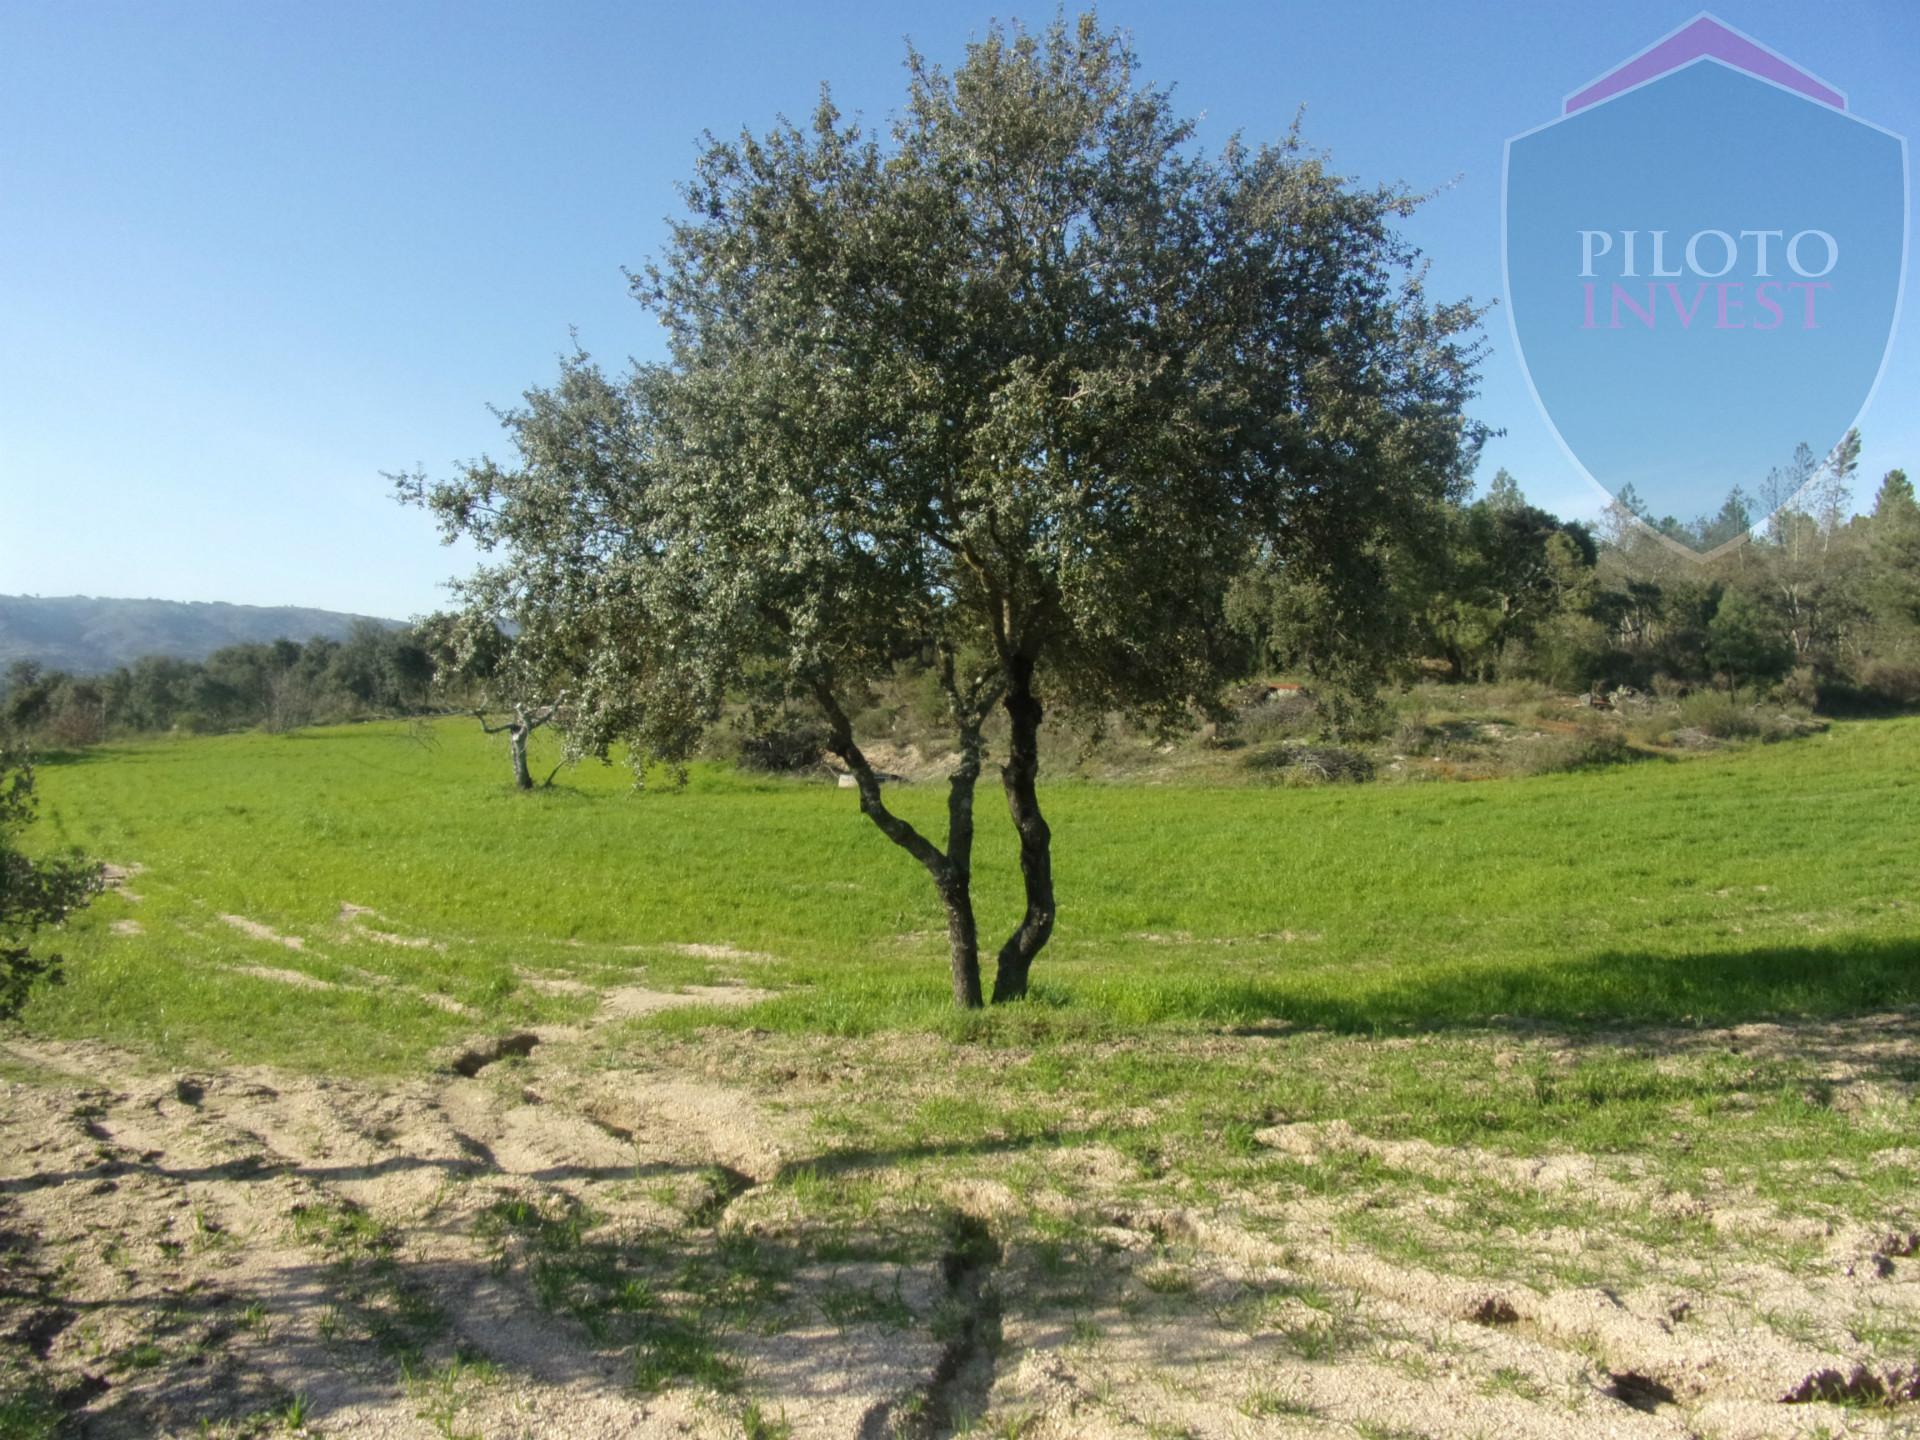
left=0, top=595, right=404, bottom=675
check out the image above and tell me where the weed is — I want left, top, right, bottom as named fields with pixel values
left=738, top=1401, right=792, bottom=1439
left=1241, top=1384, right=1317, bottom=1418
left=279, top=1392, right=313, bottom=1431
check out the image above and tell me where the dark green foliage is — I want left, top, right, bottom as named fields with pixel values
left=0, top=751, right=102, bottom=1019
left=1363, top=432, right=1920, bottom=708
left=730, top=710, right=830, bottom=774
left=1, top=625, right=449, bottom=743
left=1705, top=591, right=1796, bottom=689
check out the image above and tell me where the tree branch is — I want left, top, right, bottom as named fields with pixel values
left=811, top=680, right=951, bottom=882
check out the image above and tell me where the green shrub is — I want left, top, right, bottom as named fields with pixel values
left=1674, top=689, right=1766, bottom=740
left=1391, top=713, right=1436, bottom=756
left=731, top=713, right=830, bottom=773
left=1770, top=666, right=1821, bottom=711
left=2, top=752, right=105, bottom=1018
left=1667, top=690, right=1818, bottom=744
left=1232, top=690, right=1323, bottom=746
left=1844, top=661, right=1920, bottom=711
left=1510, top=729, right=1635, bottom=776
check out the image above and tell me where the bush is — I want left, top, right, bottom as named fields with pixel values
left=1667, top=690, right=1819, bottom=743
left=730, top=711, right=829, bottom=773
left=1527, top=614, right=1613, bottom=693
left=1770, top=666, right=1821, bottom=711
left=46, top=702, right=105, bottom=748
left=2, top=752, right=104, bottom=1019
left=1673, top=690, right=1766, bottom=740
left=1391, top=713, right=1436, bottom=756
left=1248, top=742, right=1374, bottom=785
left=1706, top=592, right=1795, bottom=688
left=1510, top=729, right=1635, bottom=776
left=1233, top=692, right=1322, bottom=746
left=1848, top=661, right=1920, bottom=711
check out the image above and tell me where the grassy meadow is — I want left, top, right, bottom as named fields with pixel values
left=6, top=713, right=1920, bottom=1438
left=19, top=710, right=1920, bottom=1066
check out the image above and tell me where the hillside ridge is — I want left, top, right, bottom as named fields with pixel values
left=0, top=594, right=403, bottom=673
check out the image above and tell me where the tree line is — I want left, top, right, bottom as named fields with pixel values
left=1299, top=448, right=1920, bottom=708
left=0, top=620, right=441, bottom=745
left=9, top=453, right=1913, bottom=755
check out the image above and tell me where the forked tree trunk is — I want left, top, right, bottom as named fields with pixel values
left=817, top=682, right=990, bottom=1007
left=991, top=655, right=1054, bottom=1003
left=478, top=705, right=553, bottom=791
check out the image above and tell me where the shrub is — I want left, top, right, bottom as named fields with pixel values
left=1510, top=729, right=1635, bottom=776
left=46, top=702, right=105, bottom=748
left=1846, top=661, right=1920, bottom=711
left=1232, top=689, right=1323, bottom=746
left=1673, top=689, right=1766, bottom=740
left=1391, top=713, right=1436, bottom=756
left=1770, top=666, right=1821, bottom=711
left=730, top=712, right=830, bottom=773
left=1528, top=614, right=1613, bottom=693
left=1705, top=592, right=1795, bottom=688
left=2, top=752, right=104, bottom=1018
left=1668, top=690, right=1818, bottom=743
left=1249, top=742, right=1374, bottom=785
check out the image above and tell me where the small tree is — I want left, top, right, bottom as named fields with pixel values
left=402, top=15, right=1484, bottom=1006
left=1, top=752, right=103, bottom=1019
left=416, top=610, right=563, bottom=791
left=1706, top=591, right=1794, bottom=690
left=475, top=704, right=560, bottom=790
left=1869, top=469, right=1920, bottom=632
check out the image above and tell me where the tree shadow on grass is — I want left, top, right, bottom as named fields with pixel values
left=15, top=744, right=144, bottom=769
left=1172, top=935, right=1920, bottom=1039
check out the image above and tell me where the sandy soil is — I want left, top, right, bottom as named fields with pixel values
left=4, top=1008, right=1918, bottom=1439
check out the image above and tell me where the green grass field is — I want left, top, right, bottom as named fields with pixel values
left=7, top=716, right=1920, bottom=1438
left=21, top=712, right=1920, bottom=1067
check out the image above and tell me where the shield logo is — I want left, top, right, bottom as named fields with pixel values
left=1504, top=15, right=1907, bottom=553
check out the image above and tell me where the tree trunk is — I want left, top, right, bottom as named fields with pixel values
left=936, top=708, right=987, bottom=1008
left=991, top=656, right=1054, bottom=1003
left=817, top=682, right=986, bottom=1007
left=938, top=877, right=983, bottom=1008
left=508, top=724, right=533, bottom=790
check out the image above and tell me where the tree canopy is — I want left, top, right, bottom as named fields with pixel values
left=402, top=14, right=1488, bottom=1006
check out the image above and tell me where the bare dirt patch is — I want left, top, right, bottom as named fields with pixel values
left=5, top=1013, right=1918, bottom=1438
left=653, top=941, right=781, bottom=964
left=0, top=1031, right=941, bottom=1439
left=336, top=900, right=448, bottom=951
left=228, top=963, right=336, bottom=990
left=218, top=914, right=306, bottom=951
left=598, top=982, right=773, bottom=1019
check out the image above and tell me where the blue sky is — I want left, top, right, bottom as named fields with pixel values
left=4, top=1, right=1915, bottom=618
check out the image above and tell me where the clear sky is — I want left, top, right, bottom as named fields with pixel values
left=4, top=1, right=1915, bottom=618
